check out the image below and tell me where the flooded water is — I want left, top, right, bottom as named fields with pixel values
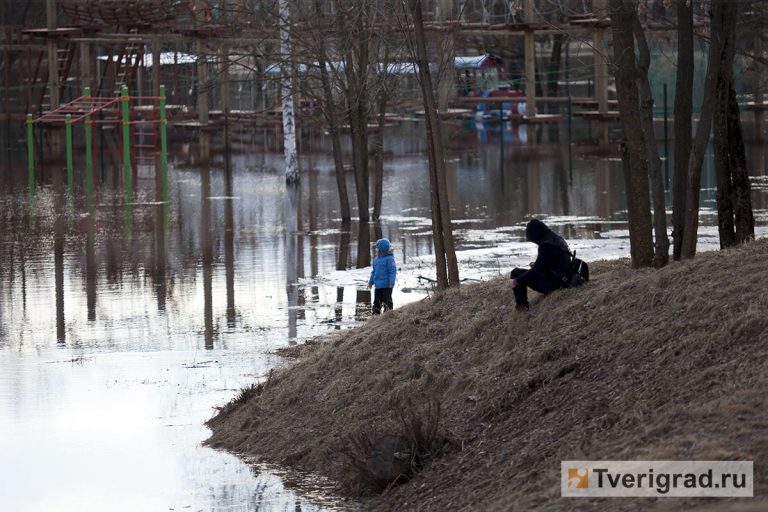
left=1, top=120, right=767, bottom=511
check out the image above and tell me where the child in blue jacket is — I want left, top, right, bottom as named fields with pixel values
left=368, top=238, right=397, bottom=314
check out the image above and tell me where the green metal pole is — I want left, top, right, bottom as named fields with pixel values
left=65, top=113, right=74, bottom=203
left=159, top=84, right=169, bottom=203
left=84, top=87, right=94, bottom=208
left=121, top=84, right=132, bottom=203
left=26, top=114, right=34, bottom=197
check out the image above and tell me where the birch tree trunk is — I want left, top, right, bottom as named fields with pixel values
left=279, top=0, right=299, bottom=184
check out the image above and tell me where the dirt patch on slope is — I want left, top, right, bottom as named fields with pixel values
left=206, top=240, right=768, bottom=511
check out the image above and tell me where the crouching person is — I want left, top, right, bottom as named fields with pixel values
left=369, top=238, right=397, bottom=314
left=510, top=219, right=570, bottom=312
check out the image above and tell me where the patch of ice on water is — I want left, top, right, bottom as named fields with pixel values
left=455, top=229, right=519, bottom=243
left=305, top=228, right=346, bottom=236
left=451, top=218, right=487, bottom=224
left=378, top=215, right=433, bottom=225
left=530, top=215, right=610, bottom=226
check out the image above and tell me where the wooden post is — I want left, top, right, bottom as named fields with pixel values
left=26, top=114, right=34, bottom=196
left=524, top=0, right=536, bottom=141
left=84, top=87, right=94, bottom=207
left=159, top=84, right=169, bottom=203
left=219, top=43, right=230, bottom=112
left=755, top=35, right=764, bottom=141
left=196, top=39, right=209, bottom=125
left=79, top=41, right=92, bottom=94
left=25, top=48, right=33, bottom=110
left=121, top=84, right=133, bottom=200
left=594, top=0, right=609, bottom=144
left=46, top=0, right=60, bottom=110
left=2, top=46, right=8, bottom=116
left=151, top=38, right=161, bottom=98
left=65, top=113, right=74, bottom=203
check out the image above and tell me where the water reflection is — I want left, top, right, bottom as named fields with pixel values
left=201, top=134, right=215, bottom=349
left=55, top=209, right=66, bottom=344
left=286, top=183, right=299, bottom=341
left=225, top=146, right=236, bottom=328
left=87, top=204, right=97, bottom=321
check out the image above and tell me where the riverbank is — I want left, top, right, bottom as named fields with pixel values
left=207, top=240, right=768, bottom=511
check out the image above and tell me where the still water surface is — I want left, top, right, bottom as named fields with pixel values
left=1, top=122, right=766, bottom=510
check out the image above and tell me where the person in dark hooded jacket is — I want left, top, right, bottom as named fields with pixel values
left=510, top=219, right=571, bottom=312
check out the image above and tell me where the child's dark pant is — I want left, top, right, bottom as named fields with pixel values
left=372, top=287, right=393, bottom=314
left=510, top=268, right=561, bottom=307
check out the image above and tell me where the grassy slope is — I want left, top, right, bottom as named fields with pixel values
left=207, top=240, right=768, bottom=511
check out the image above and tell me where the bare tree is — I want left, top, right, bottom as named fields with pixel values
left=681, top=0, right=727, bottom=259
left=712, top=0, right=755, bottom=247
left=311, top=0, right=352, bottom=224
left=672, top=0, right=693, bottom=261
left=371, top=43, right=394, bottom=222
left=632, top=15, right=668, bottom=267
left=610, top=0, right=654, bottom=267
left=402, top=0, right=460, bottom=288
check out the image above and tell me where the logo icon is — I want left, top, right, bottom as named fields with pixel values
left=567, top=468, right=589, bottom=489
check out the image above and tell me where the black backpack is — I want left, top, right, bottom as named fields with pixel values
left=542, top=239, right=590, bottom=288
left=567, top=251, right=589, bottom=288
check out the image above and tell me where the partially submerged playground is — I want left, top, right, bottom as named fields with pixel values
left=25, top=84, right=170, bottom=205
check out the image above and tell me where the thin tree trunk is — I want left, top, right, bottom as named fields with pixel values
left=423, top=112, right=448, bottom=290
left=325, top=83, right=352, bottom=224
left=713, top=3, right=738, bottom=248
left=279, top=0, right=299, bottom=184
left=721, top=3, right=754, bottom=245
left=372, top=93, right=387, bottom=221
left=314, top=0, right=351, bottom=224
left=411, top=10, right=447, bottom=289
left=344, top=33, right=370, bottom=226
left=712, top=0, right=754, bottom=247
left=633, top=16, right=668, bottom=267
left=344, top=49, right=369, bottom=228
left=432, top=118, right=459, bottom=286
left=714, top=73, right=737, bottom=247
left=410, top=0, right=459, bottom=287
left=672, top=0, right=693, bottom=260
left=729, top=84, right=755, bottom=243
left=339, top=5, right=371, bottom=268
left=610, top=0, right=654, bottom=268
left=681, top=0, right=727, bottom=259
left=336, top=225, right=351, bottom=271
left=372, top=45, right=391, bottom=221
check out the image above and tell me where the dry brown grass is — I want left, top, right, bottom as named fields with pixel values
left=206, top=240, right=768, bottom=511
